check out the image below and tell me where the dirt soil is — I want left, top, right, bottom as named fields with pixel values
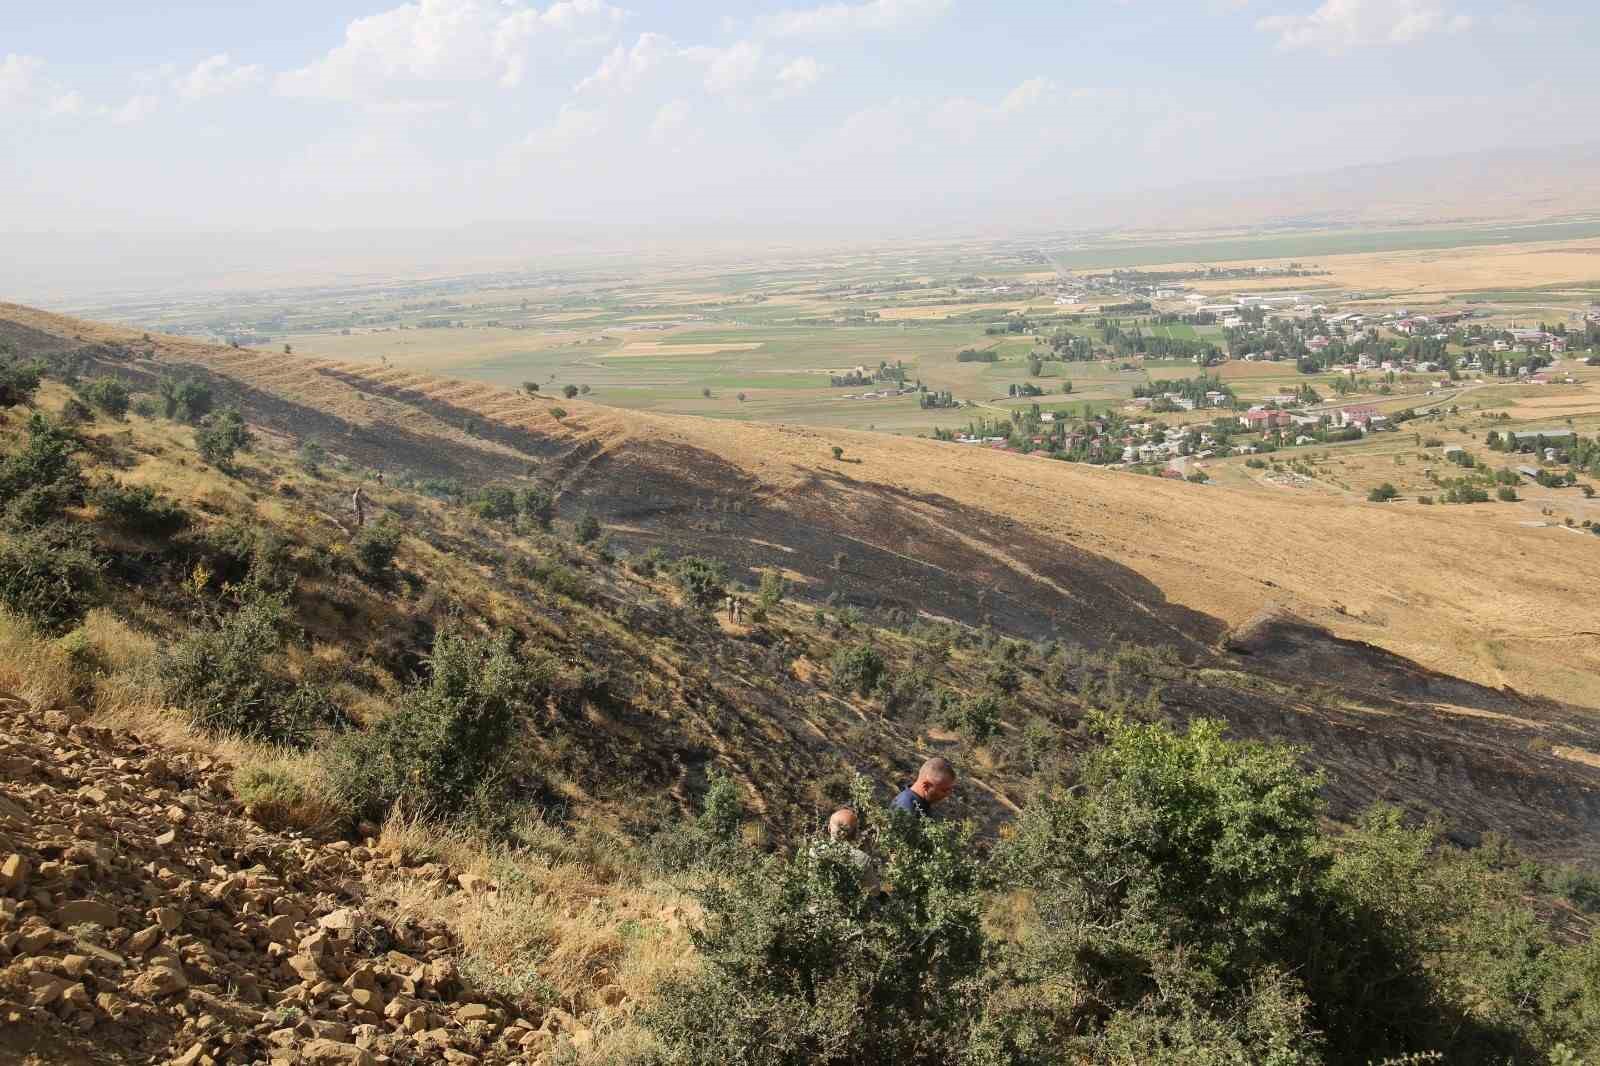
left=0, top=691, right=610, bottom=1065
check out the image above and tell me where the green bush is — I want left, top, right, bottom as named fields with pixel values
left=351, top=519, right=402, bottom=579
left=672, top=555, right=727, bottom=605
left=830, top=642, right=886, bottom=696
left=574, top=511, right=601, bottom=544
left=942, top=691, right=1002, bottom=742
left=76, top=377, right=130, bottom=418
left=757, top=569, right=787, bottom=609
left=324, top=628, right=556, bottom=824
left=516, top=486, right=554, bottom=527
left=195, top=408, right=253, bottom=471
left=0, top=414, right=84, bottom=525
left=1368, top=483, right=1399, bottom=502
left=158, top=375, right=214, bottom=423
left=0, top=359, right=43, bottom=408
left=157, top=592, right=334, bottom=746
left=1496, top=485, right=1519, bottom=502
left=0, top=523, right=103, bottom=634
left=472, top=484, right=519, bottom=521
left=297, top=440, right=327, bottom=474
left=89, top=480, right=189, bottom=535
left=196, top=520, right=293, bottom=591
left=645, top=790, right=986, bottom=1066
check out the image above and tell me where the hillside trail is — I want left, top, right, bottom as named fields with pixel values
left=0, top=692, right=602, bottom=1066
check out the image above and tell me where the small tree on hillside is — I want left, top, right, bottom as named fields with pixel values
left=0, top=359, right=43, bottom=408
left=195, top=408, right=253, bottom=472
left=563, top=384, right=580, bottom=399
left=831, top=446, right=844, bottom=461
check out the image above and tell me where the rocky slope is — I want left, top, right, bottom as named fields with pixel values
left=0, top=691, right=606, bottom=1065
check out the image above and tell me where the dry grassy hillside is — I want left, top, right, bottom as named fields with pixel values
left=4, top=301, right=1600, bottom=862
left=11, top=302, right=1584, bottom=704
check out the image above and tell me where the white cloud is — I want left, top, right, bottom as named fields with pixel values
left=0, top=53, right=44, bottom=106
left=762, top=0, right=953, bottom=38
left=776, top=55, right=822, bottom=95
left=575, top=31, right=676, bottom=93
left=648, top=98, right=690, bottom=144
left=279, top=0, right=624, bottom=102
left=112, top=94, right=160, bottom=123
left=1257, top=0, right=1474, bottom=52
left=495, top=0, right=627, bottom=87
left=701, top=40, right=764, bottom=95
left=524, top=101, right=605, bottom=153
left=927, top=76, right=1058, bottom=139
left=175, top=54, right=264, bottom=99
left=46, top=91, right=84, bottom=116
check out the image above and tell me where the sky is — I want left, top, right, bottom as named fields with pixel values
left=1, top=0, right=1596, bottom=238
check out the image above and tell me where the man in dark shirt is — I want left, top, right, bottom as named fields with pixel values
left=891, top=757, right=956, bottom=818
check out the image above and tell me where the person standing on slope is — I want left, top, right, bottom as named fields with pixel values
left=892, top=757, right=956, bottom=819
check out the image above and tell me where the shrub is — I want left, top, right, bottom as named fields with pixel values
left=831, top=445, right=844, bottom=461
left=157, top=374, right=214, bottom=423
left=0, top=414, right=84, bottom=525
left=0, top=523, right=103, bottom=634
left=943, top=691, right=1002, bottom=742
left=297, top=440, right=327, bottom=474
left=757, top=568, right=787, bottom=609
left=471, top=484, right=519, bottom=521
left=89, top=480, right=189, bottom=535
left=1368, top=483, right=1399, bottom=502
left=516, top=487, right=554, bottom=527
left=157, top=592, right=334, bottom=746
left=351, top=519, right=402, bottom=579
left=644, top=790, right=986, bottom=1065
left=521, top=381, right=540, bottom=394
left=673, top=555, right=727, bottom=604
left=830, top=642, right=886, bottom=696
left=573, top=511, right=601, bottom=544
left=195, top=407, right=253, bottom=471
left=548, top=406, right=567, bottom=420
left=324, top=628, right=556, bottom=824
left=561, top=384, right=579, bottom=399
left=1496, top=485, right=1519, bottom=502
left=0, top=359, right=43, bottom=408
left=59, top=397, right=94, bottom=424
left=76, top=377, right=130, bottom=418
left=628, top=546, right=667, bottom=577
left=195, top=520, right=293, bottom=591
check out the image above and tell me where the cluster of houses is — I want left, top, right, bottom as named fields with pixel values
left=1127, top=389, right=1232, bottom=412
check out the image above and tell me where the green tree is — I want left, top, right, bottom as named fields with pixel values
left=830, top=643, right=886, bottom=696
left=574, top=511, right=601, bottom=544
left=195, top=408, right=253, bottom=471
left=563, top=384, right=580, bottom=399
left=157, top=375, right=214, bottom=423
left=0, top=359, right=43, bottom=408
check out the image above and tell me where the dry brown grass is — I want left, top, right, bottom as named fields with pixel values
left=1178, top=236, right=1600, bottom=297
left=369, top=814, right=698, bottom=1040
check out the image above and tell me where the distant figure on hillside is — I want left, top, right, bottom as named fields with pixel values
left=892, top=757, right=956, bottom=819
left=725, top=594, right=737, bottom=622
left=352, top=484, right=367, bottom=530
left=732, top=597, right=744, bottom=624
